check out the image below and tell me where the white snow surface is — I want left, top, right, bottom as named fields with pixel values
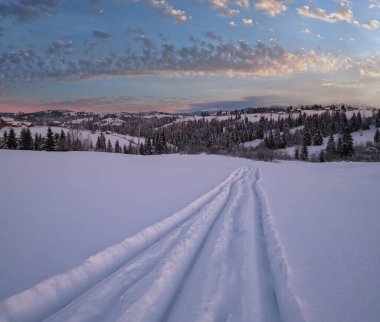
left=0, top=151, right=379, bottom=322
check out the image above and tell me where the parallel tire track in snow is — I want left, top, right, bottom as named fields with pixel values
left=0, top=167, right=304, bottom=322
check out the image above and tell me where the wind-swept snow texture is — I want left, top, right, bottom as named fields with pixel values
left=0, top=166, right=303, bottom=322
left=0, top=151, right=245, bottom=301
left=259, top=161, right=380, bottom=322
left=1, top=151, right=380, bottom=322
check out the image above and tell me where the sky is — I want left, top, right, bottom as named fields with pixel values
left=0, top=0, right=379, bottom=113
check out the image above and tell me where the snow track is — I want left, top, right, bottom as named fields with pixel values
left=0, top=167, right=304, bottom=322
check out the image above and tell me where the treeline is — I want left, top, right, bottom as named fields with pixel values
left=0, top=126, right=175, bottom=156
left=147, top=108, right=379, bottom=161
left=264, top=110, right=380, bottom=161
left=77, top=115, right=177, bottom=138
left=0, top=127, right=92, bottom=152
left=93, top=130, right=175, bottom=155
left=1, top=107, right=380, bottom=162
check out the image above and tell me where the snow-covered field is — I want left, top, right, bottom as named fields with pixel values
left=0, top=151, right=379, bottom=322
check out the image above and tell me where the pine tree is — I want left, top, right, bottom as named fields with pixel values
left=156, top=131, right=168, bottom=153
left=350, top=113, right=358, bottom=131
left=34, top=133, right=43, bottom=150
left=326, top=134, right=336, bottom=160
left=375, top=109, right=380, bottom=128
left=19, top=127, right=33, bottom=150
left=44, top=127, right=56, bottom=151
left=96, top=136, right=102, bottom=151
left=6, top=128, right=17, bottom=149
left=274, top=128, right=282, bottom=149
left=96, top=133, right=106, bottom=151
left=128, top=142, right=133, bottom=154
left=106, top=139, right=113, bottom=153
left=303, top=128, right=312, bottom=146
left=374, top=129, right=380, bottom=144
left=57, top=130, right=67, bottom=151
left=336, top=137, right=343, bottom=156
left=357, top=112, right=362, bottom=130
left=123, top=144, right=128, bottom=154
left=114, top=139, right=121, bottom=153
left=282, top=123, right=290, bottom=148
left=294, top=146, right=300, bottom=160
left=319, top=150, right=326, bottom=162
left=144, top=137, right=153, bottom=155
left=206, top=134, right=216, bottom=148
left=2, top=131, right=8, bottom=147
left=313, top=128, right=323, bottom=146
left=300, top=142, right=308, bottom=161
left=264, top=130, right=275, bottom=149
left=341, top=126, right=354, bottom=157
left=66, top=132, right=72, bottom=151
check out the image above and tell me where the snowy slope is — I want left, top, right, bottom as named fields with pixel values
left=0, top=151, right=380, bottom=322
left=258, top=161, right=380, bottom=322
left=0, top=151, right=245, bottom=301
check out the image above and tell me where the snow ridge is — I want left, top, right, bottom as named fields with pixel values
left=254, top=169, right=306, bottom=322
left=0, top=168, right=244, bottom=322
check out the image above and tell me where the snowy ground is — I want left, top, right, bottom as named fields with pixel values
left=0, top=151, right=379, bottom=322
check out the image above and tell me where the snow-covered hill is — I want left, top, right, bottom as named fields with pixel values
left=0, top=151, right=379, bottom=322
left=0, top=126, right=144, bottom=147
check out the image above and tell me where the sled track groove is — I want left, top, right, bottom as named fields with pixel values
left=0, top=167, right=305, bottom=322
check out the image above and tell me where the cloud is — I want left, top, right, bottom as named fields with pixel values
left=359, top=57, right=380, bottom=77
left=208, top=0, right=240, bottom=16
left=0, top=0, right=62, bottom=21
left=0, top=36, right=346, bottom=93
left=343, top=57, right=353, bottom=69
left=20, top=0, right=61, bottom=7
left=362, top=20, right=379, bottom=29
left=297, top=6, right=354, bottom=23
left=146, top=0, right=190, bottom=22
left=203, top=31, right=223, bottom=42
left=321, top=82, right=361, bottom=89
left=337, top=0, right=351, bottom=7
left=94, top=9, right=106, bottom=16
left=126, top=27, right=145, bottom=36
left=47, top=40, right=73, bottom=55
left=369, top=0, right=380, bottom=9
left=255, top=0, right=287, bottom=17
left=83, top=40, right=98, bottom=54
left=232, top=0, right=250, bottom=8
left=242, top=18, right=253, bottom=25
left=297, top=5, right=377, bottom=30
left=92, top=30, right=112, bottom=39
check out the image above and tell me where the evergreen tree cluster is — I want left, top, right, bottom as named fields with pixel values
left=1, top=127, right=89, bottom=152
left=1, top=106, right=379, bottom=162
